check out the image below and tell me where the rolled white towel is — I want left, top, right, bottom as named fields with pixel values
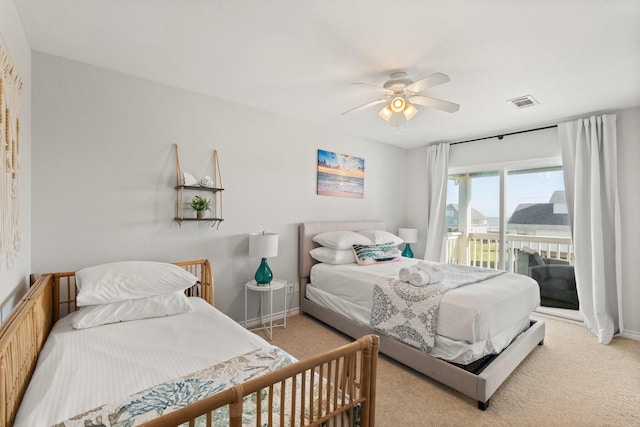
left=415, top=262, right=444, bottom=285
left=415, top=261, right=433, bottom=271
left=414, top=262, right=445, bottom=284
left=399, top=266, right=418, bottom=282
left=426, top=266, right=444, bottom=284
left=409, top=269, right=430, bottom=286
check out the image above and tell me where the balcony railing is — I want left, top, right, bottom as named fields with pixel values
left=445, top=232, right=573, bottom=272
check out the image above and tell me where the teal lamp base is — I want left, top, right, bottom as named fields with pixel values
left=254, top=258, right=273, bottom=285
left=402, top=243, right=414, bottom=258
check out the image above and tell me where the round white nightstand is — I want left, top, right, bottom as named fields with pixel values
left=244, top=279, right=287, bottom=340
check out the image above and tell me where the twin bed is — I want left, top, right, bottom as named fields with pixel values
left=299, top=221, right=545, bottom=410
left=0, top=259, right=378, bottom=426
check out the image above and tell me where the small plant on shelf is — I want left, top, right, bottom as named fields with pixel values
left=191, top=195, right=211, bottom=219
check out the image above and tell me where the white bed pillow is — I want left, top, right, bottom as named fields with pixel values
left=71, top=292, right=193, bottom=329
left=312, top=231, right=372, bottom=250
left=356, top=229, right=403, bottom=246
left=310, top=247, right=356, bottom=265
left=76, top=261, right=199, bottom=306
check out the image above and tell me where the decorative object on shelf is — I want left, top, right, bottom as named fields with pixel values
left=199, top=175, right=213, bottom=187
left=182, top=172, right=198, bottom=186
left=0, top=37, right=25, bottom=271
left=398, top=228, right=418, bottom=258
left=174, top=144, right=224, bottom=228
left=317, top=149, right=364, bottom=199
left=191, top=196, right=211, bottom=219
left=249, top=232, right=278, bottom=285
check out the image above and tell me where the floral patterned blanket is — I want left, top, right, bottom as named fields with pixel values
left=370, top=262, right=505, bottom=352
left=54, top=347, right=296, bottom=427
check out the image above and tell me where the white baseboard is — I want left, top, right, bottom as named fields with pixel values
left=533, top=309, right=640, bottom=341
left=287, top=307, right=300, bottom=317
left=242, top=307, right=300, bottom=328
left=620, top=329, right=640, bottom=341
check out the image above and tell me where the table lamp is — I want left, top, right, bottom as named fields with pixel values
left=398, top=228, right=418, bottom=258
left=249, top=232, right=278, bottom=285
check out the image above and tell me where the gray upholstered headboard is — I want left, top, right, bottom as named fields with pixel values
left=298, top=220, right=385, bottom=284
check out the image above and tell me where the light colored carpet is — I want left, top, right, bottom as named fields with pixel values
left=261, top=314, right=640, bottom=426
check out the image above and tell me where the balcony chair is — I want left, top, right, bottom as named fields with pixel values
left=516, top=248, right=579, bottom=310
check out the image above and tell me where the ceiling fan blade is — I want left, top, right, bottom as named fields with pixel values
left=350, top=82, right=394, bottom=95
left=409, top=95, right=460, bottom=113
left=406, top=73, right=451, bottom=93
left=341, top=98, right=389, bottom=115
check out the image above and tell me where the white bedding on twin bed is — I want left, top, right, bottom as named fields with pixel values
left=14, top=298, right=277, bottom=427
left=308, top=258, right=540, bottom=364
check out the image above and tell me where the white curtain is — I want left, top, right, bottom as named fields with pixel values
left=558, top=114, right=622, bottom=344
left=423, top=143, right=449, bottom=262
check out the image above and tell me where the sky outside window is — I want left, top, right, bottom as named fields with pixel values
left=447, top=168, right=566, bottom=219
left=506, top=168, right=565, bottom=217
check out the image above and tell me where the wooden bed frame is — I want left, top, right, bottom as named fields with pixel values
left=298, top=221, right=545, bottom=410
left=0, top=259, right=379, bottom=426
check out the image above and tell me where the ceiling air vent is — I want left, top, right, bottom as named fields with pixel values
left=508, top=95, right=539, bottom=109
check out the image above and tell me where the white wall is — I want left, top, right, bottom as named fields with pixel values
left=0, top=0, right=31, bottom=323
left=406, top=110, right=640, bottom=338
left=616, top=107, right=640, bottom=339
left=31, top=52, right=406, bottom=322
left=448, top=127, right=561, bottom=174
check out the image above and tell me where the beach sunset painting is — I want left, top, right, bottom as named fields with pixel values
left=317, top=149, right=365, bottom=198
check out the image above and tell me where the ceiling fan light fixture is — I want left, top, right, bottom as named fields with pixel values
left=390, top=97, right=406, bottom=113
left=403, top=103, right=418, bottom=120
left=378, top=104, right=393, bottom=121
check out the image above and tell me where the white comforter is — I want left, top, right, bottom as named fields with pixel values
left=308, top=258, right=540, bottom=364
left=14, top=298, right=275, bottom=427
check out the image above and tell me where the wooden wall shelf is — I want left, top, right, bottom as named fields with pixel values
left=174, top=144, right=224, bottom=229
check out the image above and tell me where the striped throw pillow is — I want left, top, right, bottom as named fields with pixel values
left=352, top=243, right=401, bottom=266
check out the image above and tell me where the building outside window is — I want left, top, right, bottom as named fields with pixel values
left=445, top=166, right=573, bottom=272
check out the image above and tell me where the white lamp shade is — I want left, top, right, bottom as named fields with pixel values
left=403, top=103, right=418, bottom=120
left=398, top=228, right=418, bottom=244
left=390, top=97, right=406, bottom=113
left=378, top=104, right=393, bottom=121
left=249, top=232, right=278, bottom=258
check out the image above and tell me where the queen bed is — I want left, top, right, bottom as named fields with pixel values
left=0, top=259, right=378, bottom=426
left=299, top=221, right=545, bottom=410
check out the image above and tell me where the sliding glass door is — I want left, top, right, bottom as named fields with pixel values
left=446, top=166, right=573, bottom=272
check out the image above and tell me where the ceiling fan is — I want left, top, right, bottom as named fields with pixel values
left=342, top=71, right=459, bottom=128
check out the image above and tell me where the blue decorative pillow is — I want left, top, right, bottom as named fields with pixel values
left=352, top=243, right=401, bottom=266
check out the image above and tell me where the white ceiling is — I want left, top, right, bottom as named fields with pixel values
left=13, top=0, right=640, bottom=148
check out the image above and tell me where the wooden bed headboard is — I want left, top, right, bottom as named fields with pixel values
left=49, top=259, right=214, bottom=322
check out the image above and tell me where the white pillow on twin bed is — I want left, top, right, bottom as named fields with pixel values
left=310, top=247, right=356, bottom=264
left=312, top=230, right=372, bottom=250
left=76, top=261, right=199, bottom=306
left=356, top=229, right=403, bottom=246
left=72, top=292, right=193, bottom=329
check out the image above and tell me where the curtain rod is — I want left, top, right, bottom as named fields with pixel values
left=450, top=124, right=558, bottom=146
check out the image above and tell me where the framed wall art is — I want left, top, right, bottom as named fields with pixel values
left=317, top=149, right=364, bottom=199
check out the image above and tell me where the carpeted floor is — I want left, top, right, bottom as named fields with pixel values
left=261, top=314, right=640, bottom=426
